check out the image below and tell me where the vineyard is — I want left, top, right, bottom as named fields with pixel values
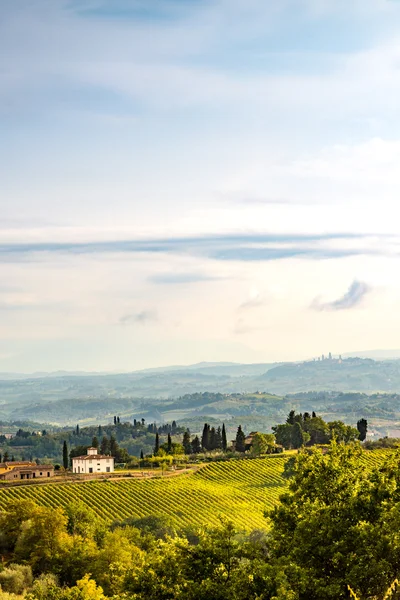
left=0, top=450, right=395, bottom=531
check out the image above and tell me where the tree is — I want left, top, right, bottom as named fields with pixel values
left=167, top=433, right=172, bottom=454
left=303, top=416, right=330, bottom=445
left=154, top=433, right=160, bottom=456
left=3, top=451, right=9, bottom=462
left=357, top=418, right=368, bottom=441
left=291, top=422, right=305, bottom=449
left=65, top=501, right=101, bottom=539
left=62, top=441, right=68, bottom=470
left=328, top=421, right=359, bottom=443
left=114, top=416, right=117, bottom=425
left=216, top=426, right=222, bottom=449
left=251, top=432, right=276, bottom=456
left=201, top=423, right=210, bottom=451
left=235, top=426, right=246, bottom=453
left=100, top=436, right=110, bottom=455
left=268, top=442, right=400, bottom=599
left=140, top=450, right=144, bottom=460
left=222, top=423, right=227, bottom=452
left=286, top=410, right=296, bottom=425
left=109, top=435, right=118, bottom=458
left=183, top=430, right=192, bottom=454
left=272, top=423, right=294, bottom=449
left=191, top=436, right=202, bottom=453
left=91, top=436, right=99, bottom=449
left=76, top=424, right=80, bottom=436
left=117, top=416, right=120, bottom=424
left=209, top=427, right=217, bottom=450
left=0, top=564, right=33, bottom=595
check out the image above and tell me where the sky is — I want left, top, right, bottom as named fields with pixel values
left=2, top=0, right=400, bottom=372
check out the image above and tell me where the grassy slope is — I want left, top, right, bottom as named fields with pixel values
left=0, top=451, right=394, bottom=532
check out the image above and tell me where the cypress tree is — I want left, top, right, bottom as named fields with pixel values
left=62, top=441, right=68, bottom=469
left=210, top=427, right=217, bottom=450
left=98, top=425, right=102, bottom=437
left=11, top=455, right=14, bottom=462
left=167, top=433, right=172, bottom=454
left=312, top=411, right=317, bottom=418
left=100, top=436, right=110, bottom=455
left=154, top=433, right=160, bottom=455
left=191, top=436, right=201, bottom=453
left=183, top=430, right=192, bottom=454
left=235, top=425, right=246, bottom=453
left=0, top=453, right=2, bottom=463
left=287, top=410, right=296, bottom=425
left=110, top=435, right=118, bottom=458
left=117, top=416, right=120, bottom=424
left=140, top=449, right=144, bottom=460
left=222, top=423, right=227, bottom=452
left=216, top=426, right=222, bottom=449
left=357, top=418, right=368, bottom=441
left=114, top=416, right=117, bottom=425
left=76, top=424, right=80, bottom=436
left=201, top=423, right=210, bottom=451
left=92, top=436, right=99, bottom=449
left=3, top=452, right=9, bottom=462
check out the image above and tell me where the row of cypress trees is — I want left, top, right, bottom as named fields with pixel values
left=201, top=423, right=228, bottom=451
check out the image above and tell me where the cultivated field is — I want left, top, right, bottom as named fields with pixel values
left=0, top=450, right=395, bottom=531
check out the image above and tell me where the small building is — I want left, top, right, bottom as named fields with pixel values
left=72, top=447, right=114, bottom=474
left=0, top=461, right=36, bottom=475
left=0, top=463, right=54, bottom=480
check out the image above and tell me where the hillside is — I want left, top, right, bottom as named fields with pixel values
left=0, top=451, right=393, bottom=532
left=2, top=358, right=400, bottom=435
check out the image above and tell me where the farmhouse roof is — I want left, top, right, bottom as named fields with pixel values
left=0, top=461, right=36, bottom=469
left=6, top=464, right=54, bottom=473
left=72, top=454, right=114, bottom=460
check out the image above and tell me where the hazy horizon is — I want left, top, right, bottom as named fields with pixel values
left=2, top=1, right=400, bottom=371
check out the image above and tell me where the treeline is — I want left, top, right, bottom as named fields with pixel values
left=272, top=410, right=367, bottom=449
left=0, top=419, right=186, bottom=465
left=2, top=444, right=400, bottom=599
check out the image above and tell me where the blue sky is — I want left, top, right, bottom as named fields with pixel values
left=2, top=0, right=400, bottom=371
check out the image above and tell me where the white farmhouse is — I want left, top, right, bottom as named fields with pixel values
left=72, top=447, right=114, bottom=474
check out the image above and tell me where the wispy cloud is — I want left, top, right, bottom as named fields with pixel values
left=119, top=310, right=158, bottom=325
left=311, top=279, right=371, bottom=311
left=0, top=232, right=386, bottom=264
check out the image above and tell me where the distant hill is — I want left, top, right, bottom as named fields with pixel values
left=2, top=357, right=400, bottom=433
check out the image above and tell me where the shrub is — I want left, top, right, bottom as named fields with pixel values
left=0, top=564, right=33, bottom=595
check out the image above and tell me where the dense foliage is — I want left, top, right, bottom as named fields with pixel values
left=1, top=446, right=400, bottom=599
left=0, top=420, right=186, bottom=464
left=272, top=410, right=360, bottom=449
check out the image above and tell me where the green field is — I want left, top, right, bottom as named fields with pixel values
left=0, top=450, right=395, bottom=531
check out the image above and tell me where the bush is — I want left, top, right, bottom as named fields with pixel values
left=28, top=573, right=60, bottom=600
left=0, top=564, right=33, bottom=595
